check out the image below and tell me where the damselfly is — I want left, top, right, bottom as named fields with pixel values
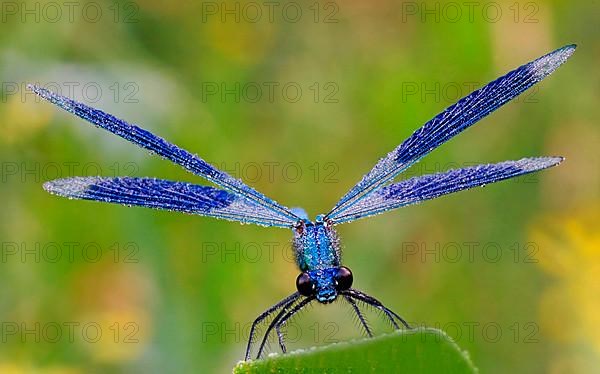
left=30, top=44, right=575, bottom=360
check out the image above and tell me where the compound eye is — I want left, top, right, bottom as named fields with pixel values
left=334, top=266, right=353, bottom=291
left=296, top=272, right=314, bottom=296
left=294, top=221, right=305, bottom=235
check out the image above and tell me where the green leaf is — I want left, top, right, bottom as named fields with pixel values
left=234, top=328, right=477, bottom=373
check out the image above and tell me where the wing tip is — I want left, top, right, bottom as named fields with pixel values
left=27, top=84, right=49, bottom=99
left=528, top=44, right=576, bottom=79
left=545, top=155, right=565, bottom=167
left=28, top=84, right=76, bottom=111
left=518, top=156, right=564, bottom=171
left=43, top=177, right=99, bottom=196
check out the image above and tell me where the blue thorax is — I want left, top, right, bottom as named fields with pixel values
left=293, top=214, right=341, bottom=302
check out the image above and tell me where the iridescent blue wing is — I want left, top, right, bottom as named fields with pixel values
left=44, top=177, right=295, bottom=227
left=329, top=157, right=562, bottom=225
left=326, top=45, right=576, bottom=221
left=29, top=85, right=300, bottom=226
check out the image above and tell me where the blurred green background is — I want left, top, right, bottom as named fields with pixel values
left=0, top=0, right=598, bottom=373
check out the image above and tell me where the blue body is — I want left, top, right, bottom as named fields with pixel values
left=292, top=214, right=341, bottom=303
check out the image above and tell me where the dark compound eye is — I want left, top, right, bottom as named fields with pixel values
left=334, top=266, right=353, bottom=291
left=294, top=221, right=305, bottom=235
left=296, top=272, right=314, bottom=296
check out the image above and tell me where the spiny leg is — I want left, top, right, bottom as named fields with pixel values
left=255, top=296, right=307, bottom=359
left=274, top=296, right=316, bottom=353
left=245, top=292, right=300, bottom=361
left=346, top=290, right=398, bottom=329
left=256, top=298, right=299, bottom=358
left=275, top=304, right=309, bottom=354
left=345, top=289, right=411, bottom=329
left=276, top=325, right=286, bottom=353
left=349, top=289, right=410, bottom=329
left=344, top=295, right=373, bottom=337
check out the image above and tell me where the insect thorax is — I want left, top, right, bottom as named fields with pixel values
left=292, top=217, right=341, bottom=272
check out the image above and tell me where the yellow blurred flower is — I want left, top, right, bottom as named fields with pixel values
left=0, top=93, right=52, bottom=145
left=531, top=205, right=600, bottom=373
left=70, top=262, right=156, bottom=364
left=77, top=309, right=151, bottom=364
left=204, top=13, right=276, bottom=65
left=0, top=363, right=81, bottom=374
